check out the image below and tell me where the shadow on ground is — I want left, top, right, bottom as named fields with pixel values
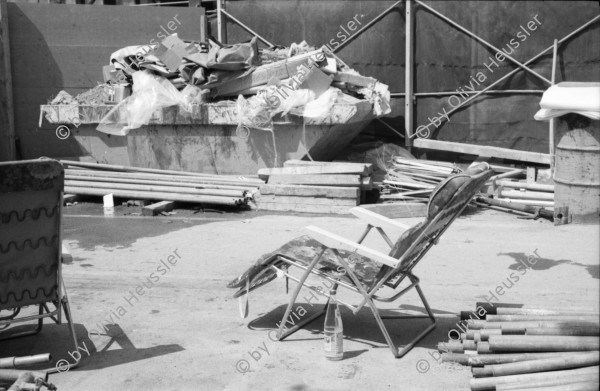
left=0, top=322, right=183, bottom=372
left=498, top=251, right=599, bottom=279
left=246, top=303, right=460, bottom=352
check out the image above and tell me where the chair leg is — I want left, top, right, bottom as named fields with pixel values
left=0, top=305, right=45, bottom=341
left=275, top=248, right=325, bottom=340
left=334, top=252, right=436, bottom=358
left=47, top=290, right=81, bottom=374
left=277, top=302, right=328, bottom=341
left=375, top=278, right=437, bottom=358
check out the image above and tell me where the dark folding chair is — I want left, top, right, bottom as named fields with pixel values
left=228, top=163, right=493, bottom=358
left=0, top=159, right=80, bottom=372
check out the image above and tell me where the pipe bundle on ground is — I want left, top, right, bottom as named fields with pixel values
left=437, top=302, right=600, bottom=390
left=493, top=179, right=555, bottom=208
left=60, top=160, right=263, bottom=207
left=0, top=354, right=51, bottom=391
left=381, top=157, right=462, bottom=202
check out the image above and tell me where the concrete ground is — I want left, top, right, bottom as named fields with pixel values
left=2, top=204, right=599, bottom=391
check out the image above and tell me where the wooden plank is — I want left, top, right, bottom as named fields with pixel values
left=360, top=202, right=427, bottom=218
left=361, top=176, right=373, bottom=190
left=259, top=184, right=359, bottom=198
left=332, top=72, right=376, bottom=87
left=258, top=164, right=370, bottom=179
left=0, top=0, right=16, bottom=161
left=211, top=49, right=323, bottom=97
left=268, top=174, right=362, bottom=187
left=283, top=159, right=372, bottom=170
left=142, top=200, right=175, bottom=216
left=413, top=139, right=551, bottom=165
left=527, top=166, right=537, bottom=184
left=305, top=225, right=399, bottom=268
left=258, top=201, right=350, bottom=215
left=259, top=195, right=358, bottom=206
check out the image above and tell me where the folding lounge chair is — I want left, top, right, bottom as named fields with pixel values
left=228, top=163, right=493, bottom=358
left=0, top=159, right=80, bottom=372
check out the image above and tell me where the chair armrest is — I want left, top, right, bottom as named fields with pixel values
left=350, top=206, right=411, bottom=232
left=304, top=225, right=399, bottom=268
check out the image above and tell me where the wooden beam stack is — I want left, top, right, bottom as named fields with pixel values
left=60, top=160, right=263, bottom=209
left=256, top=160, right=373, bottom=214
left=438, top=303, right=600, bottom=390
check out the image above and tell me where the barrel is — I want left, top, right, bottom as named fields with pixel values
left=554, top=128, right=600, bottom=222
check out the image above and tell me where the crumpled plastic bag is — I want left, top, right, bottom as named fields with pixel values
left=292, top=87, right=340, bottom=118
left=97, top=70, right=188, bottom=136
left=208, top=37, right=259, bottom=71
left=236, top=94, right=272, bottom=131
left=273, top=89, right=317, bottom=117
left=50, top=90, right=76, bottom=105
left=358, top=81, right=391, bottom=116
left=181, top=85, right=209, bottom=107
left=237, top=86, right=343, bottom=130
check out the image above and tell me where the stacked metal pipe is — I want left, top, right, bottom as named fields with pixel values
left=439, top=303, right=600, bottom=391
left=0, top=354, right=51, bottom=391
left=493, top=179, right=555, bottom=209
left=381, top=157, right=462, bottom=202
left=60, top=160, right=263, bottom=207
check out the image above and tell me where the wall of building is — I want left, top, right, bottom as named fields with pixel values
left=2, top=2, right=202, bottom=160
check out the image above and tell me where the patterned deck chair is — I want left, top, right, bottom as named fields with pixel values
left=228, top=163, right=493, bottom=358
left=0, top=159, right=80, bottom=371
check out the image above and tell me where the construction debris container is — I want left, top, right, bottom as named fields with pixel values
left=553, top=128, right=600, bottom=222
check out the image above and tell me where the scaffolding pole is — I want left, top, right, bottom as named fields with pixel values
left=549, top=39, right=558, bottom=170
left=405, top=0, right=414, bottom=148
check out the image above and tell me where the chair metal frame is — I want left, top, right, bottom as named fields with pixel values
left=265, top=168, right=492, bottom=358
left=0, top=160, right=80, bottom=373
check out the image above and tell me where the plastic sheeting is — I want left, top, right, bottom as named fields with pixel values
left=97, top=71, right=191, bottom=135
left=534, top=82, right=600, bottom=120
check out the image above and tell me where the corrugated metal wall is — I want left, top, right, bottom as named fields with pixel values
left=226, top=0, right=600, bottom=153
